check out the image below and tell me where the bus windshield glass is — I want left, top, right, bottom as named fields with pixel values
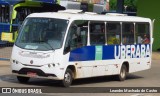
left=16, top=18, right=68, bottom=51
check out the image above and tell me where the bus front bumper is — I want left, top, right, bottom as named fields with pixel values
left=12, top=69, right=60, bottom=80
left=11, top=62, right=65, bottom=80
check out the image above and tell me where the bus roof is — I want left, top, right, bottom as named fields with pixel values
left=27, top=12, right=151, bottom=23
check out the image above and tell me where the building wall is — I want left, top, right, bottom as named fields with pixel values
left=137, top=0, right=160, bottom=51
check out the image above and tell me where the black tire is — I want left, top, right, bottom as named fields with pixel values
left=61, top=69, right=73, bottom=87
left=117, top=65, right=127, bottom=81
left=17, top=76, right=30, bottom=83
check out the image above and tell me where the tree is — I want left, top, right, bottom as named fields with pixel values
left=124, top=0, right=137, bottom=12
left=109, top=0, right=137, bottom=12
left=109, top=0, right=117, bottom=11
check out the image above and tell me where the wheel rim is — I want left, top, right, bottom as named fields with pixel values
left=64, top=72, right=71, bottom=83
left=121, top=68, right=126, bottom=79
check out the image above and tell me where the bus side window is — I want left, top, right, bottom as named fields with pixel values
left=64, top=20, right=88, bottom=54
left=122, top=23, right=134, bottom=45
left=90, top=22, right=105, bottom=45
left=106, top=22, right=121, bottom=45
left=135, top=23, right=150, bottom=44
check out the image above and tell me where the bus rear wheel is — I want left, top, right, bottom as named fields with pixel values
left=17, top=76, right=30, bottom=83
left=117, top=65, right=127, bottom=81
left=61, top=69, right=73, bottom=87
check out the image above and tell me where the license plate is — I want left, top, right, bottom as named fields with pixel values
left=27, top=72, right=37, bottom=77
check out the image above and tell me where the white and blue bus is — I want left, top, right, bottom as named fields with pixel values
left=11, top=10, right=153, bottom=87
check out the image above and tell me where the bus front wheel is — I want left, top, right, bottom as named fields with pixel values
left=117, top=65, right=127, bottom=81
left=61, top=69, right=73, bottom=87
left=17, top=76, right=30, bottom=83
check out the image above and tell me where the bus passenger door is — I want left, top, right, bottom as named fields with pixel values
left=64, top=20, right=93, bottom=78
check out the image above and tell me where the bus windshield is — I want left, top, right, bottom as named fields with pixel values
left=16, top=18, right=68, bottom=51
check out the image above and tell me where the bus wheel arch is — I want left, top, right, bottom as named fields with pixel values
left=117, top=62, right=129, bottom=81
left=122, top=61, right=129, bottom=73
left=61, top=65, right=76, bottom=87
left=67, top=65, right=76, bottom=79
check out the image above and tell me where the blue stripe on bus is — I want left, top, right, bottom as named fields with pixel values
left=69, top=44, right=151, bottom=62
left=102, top=45, right=115, bottom=60
left=69, top=46, right=95, bottom=61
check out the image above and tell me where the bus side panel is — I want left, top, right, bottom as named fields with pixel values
left=69, top=46, right=95, bottom=61
left=69, top=46, right=95, bottom=78
left=69, top=45, right=121, bottom=78
left=129, top=44, right=151, bottom=72
left=68, top=44, right=151, bottom=78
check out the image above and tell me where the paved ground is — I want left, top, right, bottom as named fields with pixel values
left=0, top=60, right=159, bottom=96
left=0, top=46, right=12, bottom=60
left=152, top=52, right=160, bottom=60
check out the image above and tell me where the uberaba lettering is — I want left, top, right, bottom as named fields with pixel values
left=114, top=44, right=150, bottom=59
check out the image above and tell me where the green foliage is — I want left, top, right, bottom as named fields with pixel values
left=88, top=4, right=93, bottom=12
left=124, top=0, right=137, bottom=11
left=109, top=0, right=117, bottom=11
left=137, top=0, right=160, bottom=51
left=109, top=0, right=137, bottom=12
